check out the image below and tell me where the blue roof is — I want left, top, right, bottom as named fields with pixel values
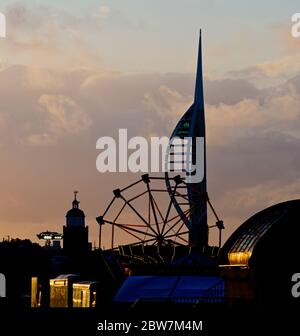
left=114, top=276, right=224, bottom=304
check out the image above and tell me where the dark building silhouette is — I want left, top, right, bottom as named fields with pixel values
left=63, top=192, right=89, bottom=255
left=219, top=199, right=300, bottom=310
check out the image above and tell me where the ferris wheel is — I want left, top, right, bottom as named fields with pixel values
left=96, top=32, right=224, bottom=255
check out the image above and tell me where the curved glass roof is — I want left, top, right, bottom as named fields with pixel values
left=221, top=200, right=300, bottom=266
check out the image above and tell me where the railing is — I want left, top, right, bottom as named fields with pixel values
left=201, top=279, right=225, bottom=304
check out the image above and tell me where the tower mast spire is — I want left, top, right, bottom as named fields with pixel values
left=194, top=29, right=204, bottom=110
left=188, top=29, right=208, bottom=249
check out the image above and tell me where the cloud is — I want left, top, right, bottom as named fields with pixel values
left=228, top=54, right=300, bottom=84
left=225, top=23, right=300, bottom=86
left=2, top=3, right=103, bottom=68
left=95, top=6, right=111, bottom=19
left=205, top=78, right=259, bottom=105
left=271, top=22, right=300, bottom=53
left=24, top=68, right=67, bottom=91
left=0, top=63, right=299, bottom=246
left=1, top=2, right=146, bottom=70
left=1, top=2, right=300, bottom=248
left=27, top=94, right=92, bottom=145
left=206, top=90, right=300, bottom=146
left=143, top=85, right=192, bottom=132
left=217, top=178, right=300, bottom=220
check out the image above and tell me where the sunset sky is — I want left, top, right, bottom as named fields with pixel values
left=0, top=0, right=299, bottom=247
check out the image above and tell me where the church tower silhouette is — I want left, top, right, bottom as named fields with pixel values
left=63, top=191, right=89, bottom=254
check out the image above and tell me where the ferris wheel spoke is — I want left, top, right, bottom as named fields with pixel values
left=120, top=194, right=158, bottom=236
left=165, top=231, right=189, bottom=242
left=127, top=190, right=148, bottom=203
left=151, top=194, right=165, bottom=224
left=102, top=196, right=116, bottom=217
left=117, top=226, right=146, bottom=242
left=174, top=222, right=186, bottom=237
left=162, top=183, right=178, bottom=233
left=162, top=208, right=191, bottom=237
left=174, top=190, right=189, bottom=201
left=145, top=181, right=161, bottom=235
left=105, top=220, right=157, bottom=238
left=113, top=202, right=127, bottom=223
left=173, top=234, right=188, bottom=244
left=120, top=178, right=143, bottom=192
left=166, top=220, right=186, bottom=238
